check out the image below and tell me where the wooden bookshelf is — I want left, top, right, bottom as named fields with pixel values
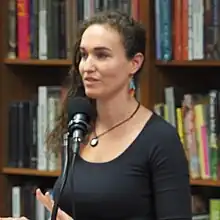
left=2, top=167, right=61, bottom=177
left=2, top=166, right=219, bottom=187
left=190, top=179, right=220, bottom=187
left=0, top=0, right=153, bottom=216
left=4, top=58, right=72, bottom=66
left=2, top=167, right=218, bottom=187
left=155, top=60, right=220, bottom=67
left=151, top=0, right=220, bottom=206
left=0, top=0, right=219, bottom=217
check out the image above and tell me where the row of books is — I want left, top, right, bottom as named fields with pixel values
left=154, top=87, right=220, bottom=181
left=155, top=0, right=218, bottom=61
left=7, top=85, right=63, bottom=171
left=7, top=84, right=220, bottom=180
left=192, top=194, right=220, bottom=220
left=8, top=0, right=138, bottom=60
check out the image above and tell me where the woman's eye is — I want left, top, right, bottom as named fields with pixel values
left=96, top=53, right=108, bottom=59
left=79, top=51, right=109, bottom=60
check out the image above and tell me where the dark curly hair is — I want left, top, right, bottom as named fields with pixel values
left=47, top=10, right=146, bottom=152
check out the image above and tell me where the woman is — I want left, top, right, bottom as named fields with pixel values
left=2, top=10, right=192, bottom=220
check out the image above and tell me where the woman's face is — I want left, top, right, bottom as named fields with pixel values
left=79, top=24, right=143, bottom=100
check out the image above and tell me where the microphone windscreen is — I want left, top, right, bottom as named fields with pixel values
left=67, top=96, right=95, bottom=122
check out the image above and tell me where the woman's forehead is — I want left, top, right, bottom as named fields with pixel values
left=80, top=24, right=122, bottom=49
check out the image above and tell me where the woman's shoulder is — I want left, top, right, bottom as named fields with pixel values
left=138, top=112, right=185, bottom=160
left=142, top=111, right=180, bottom=141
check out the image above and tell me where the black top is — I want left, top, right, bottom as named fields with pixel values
left=53, top=113, right=192, bottom=220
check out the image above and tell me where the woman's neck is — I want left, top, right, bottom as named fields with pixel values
left=95, top=93, right=138, bottom=130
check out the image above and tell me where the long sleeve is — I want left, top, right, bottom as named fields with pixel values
left=149, top=126, right=192, bottom=220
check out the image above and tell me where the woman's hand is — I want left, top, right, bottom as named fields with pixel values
left=35, top=188, right=72, bottom=220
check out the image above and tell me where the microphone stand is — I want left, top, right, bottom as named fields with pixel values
left=51, top=113, right=91, bottom=220
left=69, top=136, right=82, bottom=219
left=50, top=134, right=83, bottom=220
left=51, top=133, right=72, bottom=220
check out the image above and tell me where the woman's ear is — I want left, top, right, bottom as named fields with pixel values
left=129, top=53, right=144, bottom=75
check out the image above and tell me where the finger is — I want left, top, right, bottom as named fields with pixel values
left=36, top=189, right=53, bottom=212
left=44, top=192, right=54, bottom=211
left=36, top=189, right=71, bottom=220
left=36, top=189, right=61, bottom=219
left=44, top=193, right=64, bottom=219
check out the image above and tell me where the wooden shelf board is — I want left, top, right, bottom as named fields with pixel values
left=4, top=58, right=72, bottom=66
left=1, top=168, right=220, bottom=186
left=2, top=167, right=60, bottom=177
left=190, top=179, right=220, bottom=187
left=155, top=60, right=220, bottom=67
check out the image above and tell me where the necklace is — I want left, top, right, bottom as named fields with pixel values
left=90, top=102, right=141, bottom=147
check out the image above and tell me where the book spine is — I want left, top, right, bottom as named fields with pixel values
left=208, top=90, right=218, bottom=180
left=181, top=0, right=189, bottom=60
left=37, top=86, right=48, bottom=170
left=59, top=0, right=66, bottom=58
left=183, top=94, right=200, bottom=179
left=155, top=0, right=161, bottom=59
left=173, top=0, right=182, bottom=60
left=212, top=0, right=220, bottom=60
left=160, top=0, right=172, bottom=60
left=8, top=0, right=17, bottom=59
left=17, top=0, right=30, bottom=59
left=192, top=0, right=204, bottom=60
left=188, top=0, right=193, bottom=60
left=39, top=0, right=47, bottom=60
left=12, top=186, right=21, bottom=217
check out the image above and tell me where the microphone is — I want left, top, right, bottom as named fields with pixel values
left=67, top=96, right=94, bottom=154
left=51, top=96, right=94, bottom=220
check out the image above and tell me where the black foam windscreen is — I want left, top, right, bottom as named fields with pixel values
left=67, top=96, right=95, bottom=123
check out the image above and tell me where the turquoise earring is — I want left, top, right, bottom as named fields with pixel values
left=129, top=78, right=135, bottom=96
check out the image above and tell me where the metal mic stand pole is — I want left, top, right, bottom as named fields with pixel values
left=51, top=133, right=72, bottom=220
left=69, top=136, right=82, bottom=220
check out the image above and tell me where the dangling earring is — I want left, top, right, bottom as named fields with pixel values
left=129, top=78, right=135, bottom=97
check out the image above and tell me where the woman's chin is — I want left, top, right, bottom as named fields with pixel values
left=85, top=89, right=103, bottom=99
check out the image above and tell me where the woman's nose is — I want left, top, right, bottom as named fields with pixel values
left=83, top=56, right=95, bottom=72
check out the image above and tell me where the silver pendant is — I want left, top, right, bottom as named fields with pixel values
left=90, top=137, right=99, bottom=147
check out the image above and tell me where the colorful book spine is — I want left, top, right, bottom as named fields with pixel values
left=17, top=0, right=30, bottom=59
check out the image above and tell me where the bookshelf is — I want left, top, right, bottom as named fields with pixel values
left=2, top=167, right=60, bottom=177
left=190, top=179, right=220, bottom=188
left=0, top=0, right=218, bottom=218
left=153, top=0, right=220, bottom=217
left=155, top=60, right=220, bottom=67
left=4, top=58, right=72, bottom=66
left=0, top=0, right=153, bottom=217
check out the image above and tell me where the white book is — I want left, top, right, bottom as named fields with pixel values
left=37, top=86, right=48, bottom=170
left=48, top=97, right=59, bottom=171
left=12, top=186, right=21, bottom=218
left=84, top=0, right=94, bottom=19
left=37, top=86, right=61, bottom=170
left=39, top=0, right=47, bottom=60
left=35, top=197, right=45, bottom=220
left=192, top=0, right=204, bottom=60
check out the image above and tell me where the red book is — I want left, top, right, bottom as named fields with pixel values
left=17, top=0, right=30, bottom=59
left=131, top=0, right=139, bottom=21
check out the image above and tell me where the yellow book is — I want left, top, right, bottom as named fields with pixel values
left=194, top=104, right=210, bottom=179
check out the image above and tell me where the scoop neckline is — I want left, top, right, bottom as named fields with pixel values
left=77, top=112, right=157, bottom=165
